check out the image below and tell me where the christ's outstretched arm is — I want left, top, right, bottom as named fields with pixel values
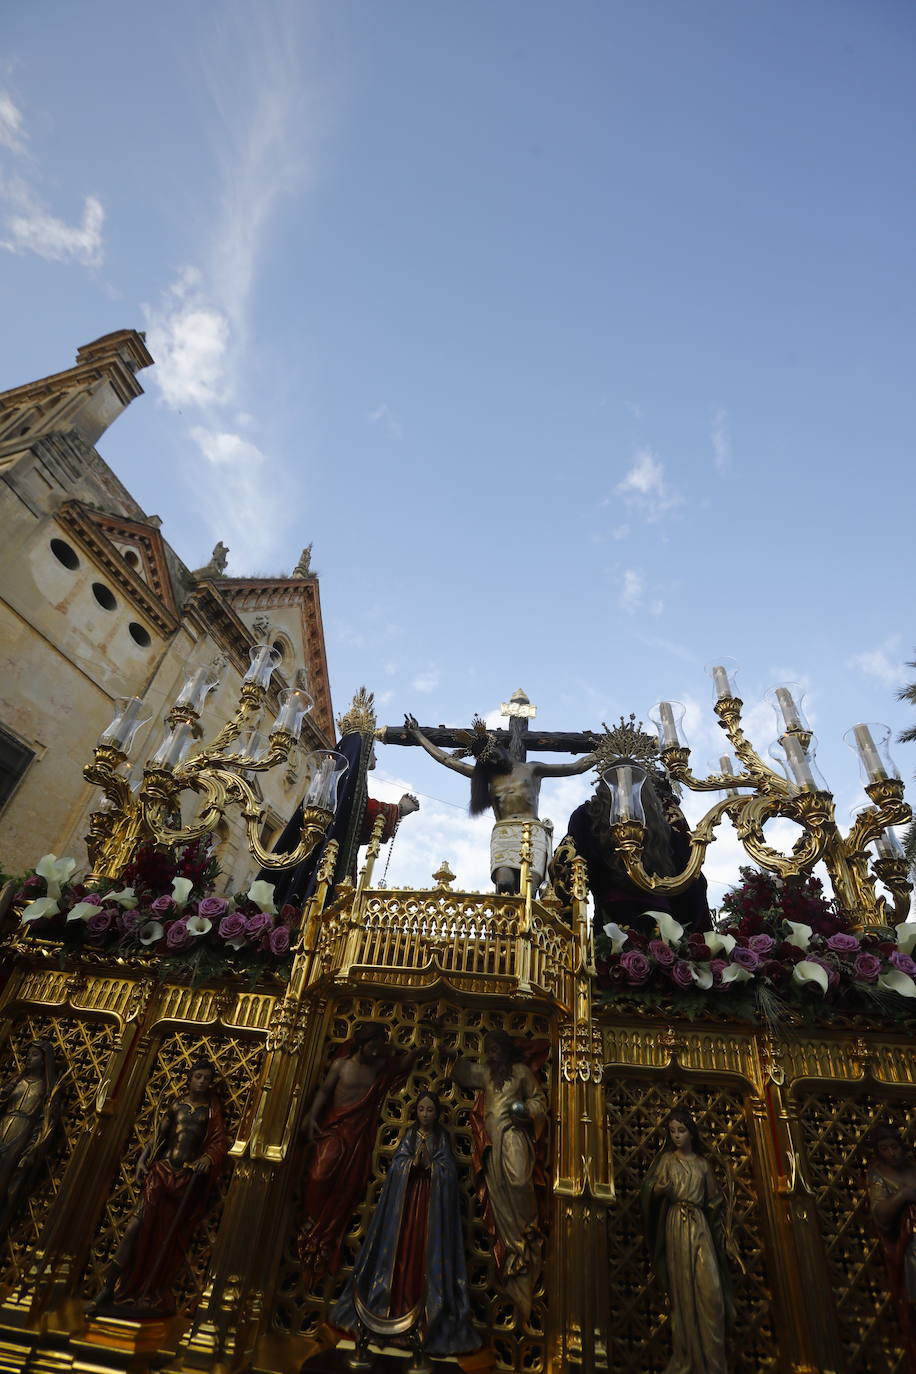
left=404, top=714, right=474, bottom=777
left=535, top=751, right=598, bottom=779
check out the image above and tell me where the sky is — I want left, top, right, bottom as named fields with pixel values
left=1, top=1, right=914, bottom=901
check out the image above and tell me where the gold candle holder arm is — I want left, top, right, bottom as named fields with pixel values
left=660, top=745, right=757, bottom=793
left=610, top=796, right=735, bottom=894
left=249, top=805, right=332, bottom=871
left=873, top=859, right=913, bottom=925
left=203, top=681, right=268, bottom=755
left=732, top=791, right=833, bottom=876
left=713, top=696, right=790, bottom=793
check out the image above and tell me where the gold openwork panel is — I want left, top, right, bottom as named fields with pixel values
left=83, top=1030, right=263, bottom=1312
left=273, top=994, right=553, bottom=1373
left=0, top=1014, right=117, bottom=1294
left=795, top=1086, right=916, bottom=1373
left=604, top=1075, right=777, bottom=1372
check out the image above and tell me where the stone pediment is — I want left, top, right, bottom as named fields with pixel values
left=55, top=500, right=180, bottom=635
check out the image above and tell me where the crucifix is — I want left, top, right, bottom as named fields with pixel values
left=378, top=690, right=599, bottom=893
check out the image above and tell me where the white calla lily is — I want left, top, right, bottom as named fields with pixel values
left=67, top=901, right=102, bottom=923
left=792, top=959, right=828, bottom=993
left=105, top=887, right=138, bottom=910
left=35, top=854, right=77, bottom=900
left=785, top=921, right=813, bottom=951
left=247, top=879, right=278, bottom=915
left=706, top=931, right=736, bottom=957
left=224, top=932, right=248, bottom=950
left=171, top=877, right=194, bottom=909
left=895, top=924, right=916, bottom=956
left=652, top=912, right=684, bottom=946
left=721, top=964, right=753, bottom=985
left=21, top=896, right=60, bottom=923
left=602, top=922, right=628, bottom=954
left=138, top=920, right=165, bottom=945
left=186, top=915, right=212, bottom=937
left=879, top=969, right=916, bottom=999
left=690, top=963, right=713, bottom=990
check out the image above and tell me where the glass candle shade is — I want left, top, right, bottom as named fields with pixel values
left=648, top=701, right=687, bottom=750
left=150, top=721, right=195, bottom=771
left=235, top=728, right=269, bottom=762
left=876, top=827, right=906, bottom=861
left=272, top=687, right=313, bottom=738
left=844, top=722, right=900, bottom=785
left=706, top=658, right=739, bottom=702
left=766, top=684, right=810, bottom=735
left=718, top=754, right=740, bottom=797
left=244, top=644, right=281, bottom=690
left=773, top=732, right=827, bottom=792
left=302, top=750, right=349, bottom=811
left=601, top=759, right=648, bottom=824
left=98, top=697, right=153, bottom=754
left=175, top=666, right=219, bottom=713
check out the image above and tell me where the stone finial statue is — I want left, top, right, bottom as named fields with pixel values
left=191, top=542, right=229, bottom=580
left=252, top=614, right=271, bottom=639
left=293, top=544, right=313, bottom=578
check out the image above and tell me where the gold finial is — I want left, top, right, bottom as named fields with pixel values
left=336, top=686, right=376, bottom=737
left=433, top=860, right=456, bottom=889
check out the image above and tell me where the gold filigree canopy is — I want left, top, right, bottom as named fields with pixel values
left=594, top=714, right=660, bottom=770
left=336, top=686, right=377, bottom=737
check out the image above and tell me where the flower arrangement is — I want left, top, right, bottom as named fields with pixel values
left=594, top=867, right=916, bottom=1024
left=14, top=842, right=297, bottom=978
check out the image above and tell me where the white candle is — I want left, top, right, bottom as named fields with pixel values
left=617, top=765, right=633, bottom=821
left=712, top=665, right=732, bottom=700
left=782, top=734, right=816, bottom=791
left=853, top=724, right=886, bottom=782
left=659, top=702, right=679, bottom=748
left=775, top=687, right=802, bottom=731
left=719, top=755, right=735, bottom=776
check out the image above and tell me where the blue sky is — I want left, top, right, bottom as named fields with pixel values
left=2, top=1, right=914, bottom=896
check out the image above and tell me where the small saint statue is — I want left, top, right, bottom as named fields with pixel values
left=293, top=544, right=313, bottom=577
left=404, top=713, right=596, bottom=894
left=298, top=1024, right=420, bottom=1290
left=864, top=1121, right=916, bottom=1370
left=90, top=1059, right=227, bottom=1314
left=0, top=1039, right=62, bottom=1239
left=331, top=1092, right=481, bottom=1360
left=450, top=1029, right=548, bottom=1323
left=641, top=1108, right=732, bottom=1373
left=191, top=541, right=229, bottom=580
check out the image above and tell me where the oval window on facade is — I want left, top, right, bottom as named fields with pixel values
left=128, top=622, right=151, bottom=647
left=50, top=538, right=80, bottom=570
left=92, top=582, right=117, bottom=611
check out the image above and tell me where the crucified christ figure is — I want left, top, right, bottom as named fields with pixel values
left=403, top=713, right=596, bottom=893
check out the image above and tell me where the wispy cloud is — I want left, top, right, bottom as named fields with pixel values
left=0, top=92, right=105, bottom=267
left=141, top=10, right=331, bottom=569
left=619, top=568, right=663, bottom=617
left=411, top=666, right=441, bottom=693
left=368, top=403, right=403, bottom=439
left=847, top=635, right=904, bottom=688
left=711, top=407, right=731, bottom=474
left=616, top=447, right=681, bottom=523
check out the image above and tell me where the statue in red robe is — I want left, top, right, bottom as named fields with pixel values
left=90, top=1060, right=227, bottom=1315
left=299, top=1024, right=417, bottom=1290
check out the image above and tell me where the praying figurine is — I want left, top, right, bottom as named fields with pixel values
left=90, top=1059, right=227, bottom=1314
left=451, top=1029, right=548, bottom=1324
left=641, top=1108, right=732, bottom=1374
left=331, top=1091, right=480, bottom=1359
left=0, top=1039, right=61, bottom=1239
left=864, top=1121, right=916, bottom=1370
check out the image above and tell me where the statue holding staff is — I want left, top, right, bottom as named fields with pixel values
left=0, top=1039, right=61, bottom=1239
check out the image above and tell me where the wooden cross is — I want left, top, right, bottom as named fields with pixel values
left=378, top=687, right=597, bottom=761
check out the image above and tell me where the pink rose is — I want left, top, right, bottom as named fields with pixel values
left=268, top=925, right=291, bottom=957
left=198, top=896, right=228, bottom=919
left=649, top=939, right=675, bottom=967
left=219, top=911, right=247, bottom=941
left=854, top=952, right=882, bottom=982
left=620, top=950, right=650, bottom=985
left=118, top=910, right=144, bottom=934
left=82, top=892, right=103, bottom=907
left=246, top=912, right=274, bottom=940
left=87, top=908, right=115, bottom=938
left=748, top=933, right=775, bottom=955
left=730, top=946, right=760, bottom=972
left=709, top=958, right=727, bottom=987
left=890, top=951, right=916, bottom=978
left=151, top=894, right=175, bottom=914
left=166, top=920, right=192, bottom=950
left=671, top=959, right=694, bottom=989
left=827, top=932, right=860, bottom=953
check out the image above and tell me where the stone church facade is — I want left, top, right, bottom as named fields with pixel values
left=0, top=329, right=334, bottom=891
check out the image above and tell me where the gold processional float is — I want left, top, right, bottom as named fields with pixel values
left=0, top=656, right=914, bottom=1374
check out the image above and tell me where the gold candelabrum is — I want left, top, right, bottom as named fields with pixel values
left=602, top=673, right=912, bottom=929
left=82, top=647, right=346, bottom=884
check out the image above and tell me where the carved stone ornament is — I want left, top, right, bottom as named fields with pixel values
left=191, top=541, right=229, bottom=580
left=293, top=543, right=313, bottom=577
